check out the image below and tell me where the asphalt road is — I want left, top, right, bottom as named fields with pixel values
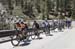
left=0, top=27, right=74, bottom=49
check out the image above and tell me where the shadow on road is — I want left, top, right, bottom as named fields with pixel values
left=20, top=40, right=31, bottom=46
left=20, top=42, right=30, bottom=46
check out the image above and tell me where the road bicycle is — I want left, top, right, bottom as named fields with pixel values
left=10, top=29, right=29, bottom=46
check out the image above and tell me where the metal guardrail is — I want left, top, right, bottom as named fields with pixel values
left=0, top=30, right=16, bottom=38
left=0, top=27, right=45, bottom=38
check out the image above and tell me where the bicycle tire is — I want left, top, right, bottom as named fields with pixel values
left=10, top=35, right=21, bottom=46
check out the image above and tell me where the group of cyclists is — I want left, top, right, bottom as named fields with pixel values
left=15, top=18, right=72, bottom=38
left=10, top=18, right=72, bottom=46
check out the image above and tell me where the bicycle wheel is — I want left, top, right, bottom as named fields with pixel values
left=45, top=28, right=50, bottom=36
left=10, top=35, right=21, bottom=46
left=31, top=32, right=36, bottom=40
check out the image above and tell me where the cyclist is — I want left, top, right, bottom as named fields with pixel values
left=20, top=22, right=28, bottom=39
left=15, top=21, right=28, bottom=39
left=32, top=21, right=40, bottom=38
left=66, top=18, right=72, bottom=28
left=58, top=19, right=63, bottom=31
left=43, top=20, right=50, bottom=36
left=68, top=18, right=72, bottom=28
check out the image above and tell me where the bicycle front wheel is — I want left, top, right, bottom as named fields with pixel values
left=10, top=35, right=21, bottom=46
